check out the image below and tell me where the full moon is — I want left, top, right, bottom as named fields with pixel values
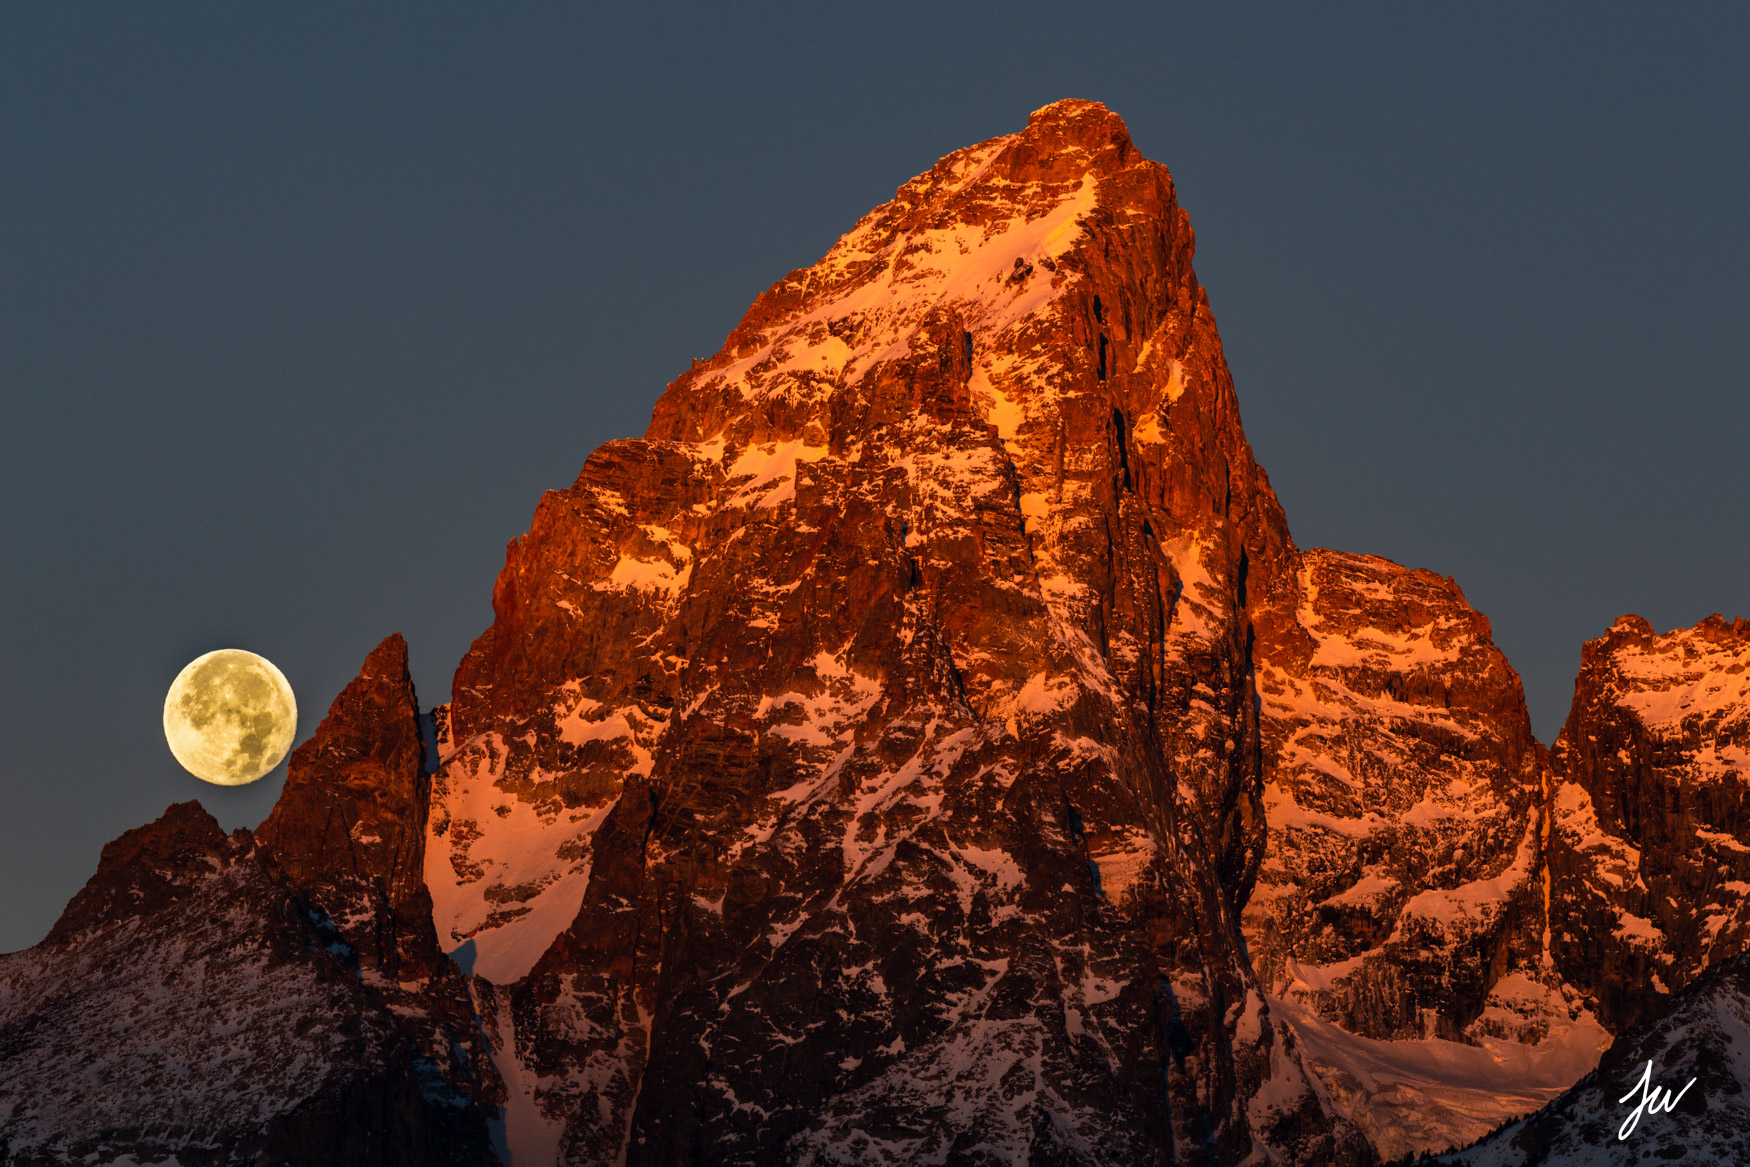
left=163, top=649, right=298, bottom=786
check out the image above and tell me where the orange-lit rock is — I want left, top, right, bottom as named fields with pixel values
left=1548, top=614, right=1750, bottom=1030
left=426, top=99, right=1363, bottom=1164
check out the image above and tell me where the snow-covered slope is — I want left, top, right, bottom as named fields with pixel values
left=1273, top=990, right=1605, bottom=1162
left=0, top=802, right=492, bottom=1166
left=1443, top=951, right=1750, bottom=1167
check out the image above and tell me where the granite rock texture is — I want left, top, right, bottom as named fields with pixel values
left=1242, top=551, right=1604, bottom=1158
left=1247, top=549, right=1548, bottom=1042
left=1445, top=950, right=1750, bottom=1167
left=1546, top=614, right=1750, bottom=1032
left=423, top=99, right=1366, bottom=1165
left=0, top=797, right=496, bottom=1166
left=14, top=101, right=1750, bottom=1167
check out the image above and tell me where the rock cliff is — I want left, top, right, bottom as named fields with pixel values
left=1246, top=601, right=1750, bottom=1159
left=8, top=99, right=1749, bottom=1167
left=424, top=97, right=1364, bottom=1166
left=1248, top=550, right=1547, bottom=1041
left=1546, top=614, right=1750, bottom=1031
left=0, top=642, right=500, bottom=1166
left=1244, top=551, right=1606, bottom=1158
left=1445, top=949, right=1750, bottom=1167
left=256, top=633, right=504, bottom=1123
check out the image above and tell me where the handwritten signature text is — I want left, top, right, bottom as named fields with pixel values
left=1618, top=1060, right=1698, bottom=1140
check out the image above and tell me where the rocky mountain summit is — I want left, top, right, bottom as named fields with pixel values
left=0, top=637, right=498, bottom=1166
left=1238, top=604, right=1750, bottom=1161
left=2, top=101, right=1747, bottom=1166
left=423, top=96, right=1358, bottom=1166
left=1248, top=548, right=1549, bottom=1045
left=1546, top=615, right=1750, bottom=1032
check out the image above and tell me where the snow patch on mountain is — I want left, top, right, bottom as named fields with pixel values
left=1277, top=991, right=1608, bottom=1161
left=426, top=727, right=619, bottom=984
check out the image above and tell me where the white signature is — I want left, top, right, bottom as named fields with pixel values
left=1618, top=1059, right=1697, bottom=1140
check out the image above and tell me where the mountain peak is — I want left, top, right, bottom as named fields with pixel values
left=1028, top=96, right=1115, bottom=121
left=641, top=96, right=1183, bottom=470
left=256, top=631, right=435, bottom=976
left=1022, top=97, right=1135, bottom=154
left=45, top=799, right=239, bottom=944
left=257, top=632, right=424, bottom=855
left=44, top=101, right=1750, bottom=1164
left=429, top=102, right=1360, bottom=1163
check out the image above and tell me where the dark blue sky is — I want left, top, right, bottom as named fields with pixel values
left=3, top=4, right=1745, bottom=951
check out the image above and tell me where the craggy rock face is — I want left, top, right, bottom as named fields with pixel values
left=258, top=634, right=436, bottom=978
left=424, top=99, right=1367, bottom=1165
left=257, top=633, right=504, bottom=1121
left=1447, top=951, right=1750, bottom=1167
left=43, top=798, right=243, bottom=944
left=35, top=100, right=1750, bottom=1167
left=0, top=801, right=495, bottom=1167
left=1547, top=614, right=1750, bottom=1032
left=1248, top=550, right=1550, bottom=1046
left=1242, top=550, right=1615, bottom=1158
